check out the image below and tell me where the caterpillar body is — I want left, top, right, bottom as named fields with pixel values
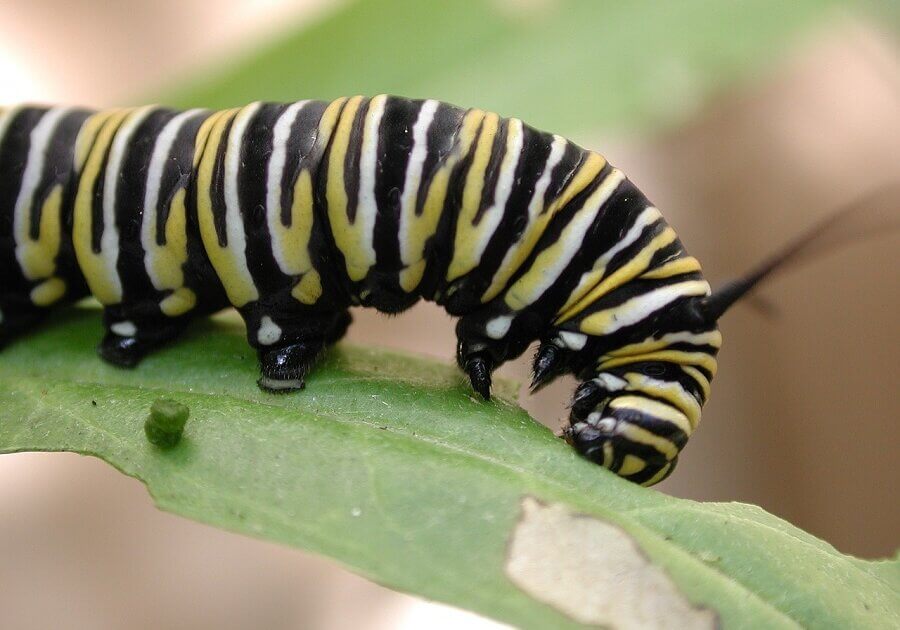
left=1, top=95, right=730, bottom=486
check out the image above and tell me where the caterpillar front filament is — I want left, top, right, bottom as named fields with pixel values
left=1, top=96, right=733, bottom=486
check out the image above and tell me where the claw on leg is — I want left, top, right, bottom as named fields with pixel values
left=530, top=342, right=566, bottom=392
left=570, top=379, right=606, bottom=419
left=465, top=353, right=493, bottom=401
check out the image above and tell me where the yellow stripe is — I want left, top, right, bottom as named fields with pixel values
left=641, top=461, right=673, bottom=486
left=446, top=111, right=502, bottom=281
left=399, top=108, right=485, bottom=292
left=192, top=110, right=220, bottom=168
left=598, top=349, right=719, bottom=376
left=681, top=365, right=712, bottom=401
left=551, top=152, right=607, bottom=219
left=18, top=184, right=63, bottom=281
left=621, top=376, right=700, bottom=431
left=618, top=454, right=647, bottom=476
left=195, top=107, right=259, bottom=307
left=482, top=151, right=606, bottom=303
left=555, top=227, right=678, bottom=323
left=325, top=96, right=370, bottom=282
left=147, top=187, right=196, bottom=316
left=504, top=167, right=622, bottom=310
left=72, top=108, right=132, bottom=305
left=275, top=169, right=317, bottom=281
left=74, top=109, right=120, bottom=172
left=30, top=277, right=66, bottom=306
left=276, top=99, right=346, bottom=305
left=616, top=421, right=679, bottom=460
left=606, top=330, right=723, bottom=358
left=641, top=256, right=702, bottom=280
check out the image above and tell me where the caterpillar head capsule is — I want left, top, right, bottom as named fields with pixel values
left=552, top=296, right=722, bottom=485
left=564, top=354, right=714, bottom=486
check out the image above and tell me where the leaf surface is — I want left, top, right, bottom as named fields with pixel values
left=1, top=307, right=897, bottom=629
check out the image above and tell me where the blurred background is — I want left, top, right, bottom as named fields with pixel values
left=1, top=0, right=897, bottom=628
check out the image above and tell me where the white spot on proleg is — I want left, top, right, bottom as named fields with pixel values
left=558, top=331, right=587, bottom=351
left=111, top=321, right=137, bottom=337
left=485, top=315, right=512, bottom=339
left=257, top=316, right=282, bottom=346
left=596, top=373, right=628, bottom=391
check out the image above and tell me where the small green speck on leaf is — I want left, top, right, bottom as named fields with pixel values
left=144, top=398, right=190, bottom=448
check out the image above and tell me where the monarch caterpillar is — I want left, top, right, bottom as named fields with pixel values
left=0, top=96, right=885, bottom=486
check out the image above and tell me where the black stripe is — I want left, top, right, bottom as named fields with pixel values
left=114, top=108, right=173, bottom=302
left=238, top=102, right=291, bottom=294
left=418, top=109, right=486, bottom=303
left=280, top=100, right=328, bottom=226
left=89, top=114, right=129, bottom=253
left=314, top=98, right=355, bottom=299
left=0, top=108, right=43, bottom=294
left=210, top=113, right=236, bottom=248
left=373, top=96, right=419, bottom=271
left=471, top=115, right=508, bottom=225
left=28, top=109, right=91, bottom=239
left=156, top=111, right=208, bottom=245
left=343, top=97, right=369, bottom=224
left=464, top=123, right=554, bottom=304
left=415, top=101, right=465, bottom=217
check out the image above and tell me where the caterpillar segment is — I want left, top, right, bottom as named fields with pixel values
left=0, top=96, right=729, bottom=485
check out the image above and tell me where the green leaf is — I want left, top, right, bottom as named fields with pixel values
left=2, top=306, right=897, bottom=629
left=165, top=0, right=853, bottom=138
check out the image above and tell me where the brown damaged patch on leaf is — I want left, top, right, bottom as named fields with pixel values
left=505, top=497, right=718, bottom=629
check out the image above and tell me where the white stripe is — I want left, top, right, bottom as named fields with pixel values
left=142, top=109, right=204, bottom=290
left=483, top=134, right=567, bottom=301
left=597, top=206, right=662, bottom=269
left=467, top=117, right=525, bottom=266
left=398, top=99, right=439, bottom=265
left=605, top=330, right=723, bottom=360
left=510, top=168, right=625, bottom=307
left=100, top=106, right=154, bottom=299
left=528, top=136, right=568, bottom=221
left=266, top=101, right=310, bottom=274
left=224, top=102, right=263, bottom=285
left=561, top=205, right=664, bottom=311
left=13, top=107, right=70, bottom=278
left=591, top=281, right=710, bottom=334
left=356, top=95, right=387, bottom=270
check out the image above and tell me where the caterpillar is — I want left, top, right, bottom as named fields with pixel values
left=0, top=95, right=863, bottom=486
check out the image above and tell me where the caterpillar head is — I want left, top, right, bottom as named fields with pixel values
left=564, top=341, right=719, bottom=485
left=546, top=296, right=721, bottom=485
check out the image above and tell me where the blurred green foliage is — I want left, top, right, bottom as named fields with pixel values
left=169, top=0, right=851, bottom=139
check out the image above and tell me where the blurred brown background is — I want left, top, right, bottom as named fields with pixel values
left=1, top=1, right=898, bottom=628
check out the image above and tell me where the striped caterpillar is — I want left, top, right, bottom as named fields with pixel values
left=0, top=95, right=845, bottom=485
